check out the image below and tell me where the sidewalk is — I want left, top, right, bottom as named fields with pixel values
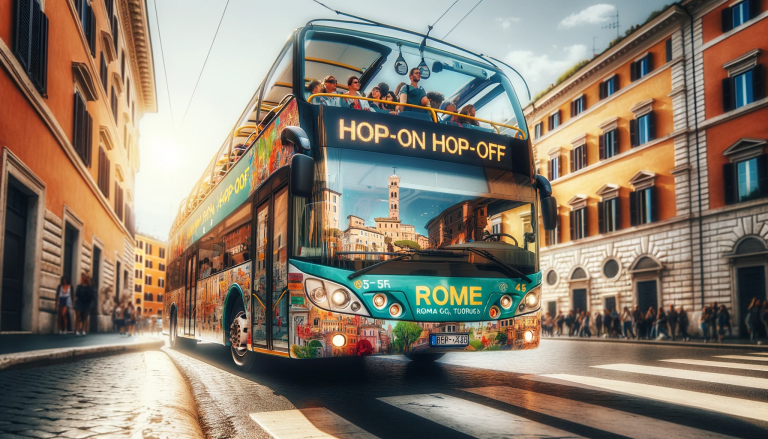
left=0, top=334, right=164, bottom=371
left=542, top=334, right=768, bottom=350
left=0, top=350, right=203, bottom=438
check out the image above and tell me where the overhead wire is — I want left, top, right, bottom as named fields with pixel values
left=443, top=0, right=483, bottom=40
left=431, top=0, right=460, bottom=28
left=151, top=0, right=176, bottom=137
left=180, top=0, right=231, bottom=129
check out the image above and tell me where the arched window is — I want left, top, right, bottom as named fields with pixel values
left=570, top=267, right=587, bottom=280
left=735, top=237, right=766, bottom=255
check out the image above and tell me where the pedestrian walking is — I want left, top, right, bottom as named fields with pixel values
left=611, top=308, right=621, bottom=337
left=709, top=301, right=719, bottom=341
left=717, top=305, right=729, bottom=343
left=573, top=310, right=583, bottom=337
left=579, top=311, right=591, bottom=337
left=678, top=306, right=690, bottom=341
left=56, top=276, right=72, bottom=334
left=632, top=306, right=643, bottom=340
left=602, top=309, right=612, bottom=338
left=654, top=307, right=668, bottom=339
left=555, top=311, right=564, bottom=336
left=543, top=312, right=553, bottom=336
left=644, top=307, right=656, bottom=339
left=746, top=298, right=761, bottom=343
left=621, top=307, right=635, bottom=339
left=564, top=310, right=574, bottom=337
left=667, top=304, right=678, bottom=341
left=115, top=303, right=125, bottom=335
left=124, top=303, right=135, bottom=336
left=699, top=306, right=710, bottom=343
left=721, top=304, right=733, bottom=337
left=74, top=273, right=94, bottom=336
left=595, top=311, right=603, bottom=337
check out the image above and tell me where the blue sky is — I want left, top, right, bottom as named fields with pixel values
left=135, top=0, right=671, bottom=239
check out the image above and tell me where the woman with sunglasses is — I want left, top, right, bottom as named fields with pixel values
left=344, top=76, right=376, bottom=112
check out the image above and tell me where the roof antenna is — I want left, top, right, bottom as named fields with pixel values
left=312, top=0, right=377, bottom=24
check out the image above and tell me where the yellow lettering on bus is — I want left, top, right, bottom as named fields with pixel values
left=470, top=286, right=482, bottom=305
left=397, top=129, right=412, bottom=147
left=477, top=142, right=488, bottom=159
left=339, top=119, right=355, bottom=140
left=433, top=286, right=448, bottom=305
left=489, top=143, right=497, bottom=161
left=450, top=286, right=467, bottom=305
left=445, top=136, right=458, bottom=154
left=374, top=124, right=389, bottom=143
left=497, top=143, right=506, bottom=161
left=412, top=130, right=425, bottom=150
left=357, top=122, right=374, bottom=142
left=415, top=286, right=431, bottom=305
left=458, top=138, right=469, bottom=155
left=432, top=133, right=445, bottom=152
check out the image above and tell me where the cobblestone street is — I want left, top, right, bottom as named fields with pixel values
left=0, top=350, right=201, bottom=439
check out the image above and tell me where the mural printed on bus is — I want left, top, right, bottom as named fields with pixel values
left=197, top=262, right=252, bottom=343
left=288, top=295, right=540, bottom=358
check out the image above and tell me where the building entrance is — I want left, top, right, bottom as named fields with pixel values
left=637, top=280, right=658, bottom=313
left=737, top=266, right=766, bottom=338
left=572, top=289, right=587, bottom=313
left=1, top=184, right=28, bottom=331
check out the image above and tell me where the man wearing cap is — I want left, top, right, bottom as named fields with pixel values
left=319, top=75, right=342, bottom=107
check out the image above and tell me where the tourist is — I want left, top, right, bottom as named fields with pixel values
left=56, top=276, right=72, bottom=334
left=74, top=273, right=94, bottom=336
left=667, top=304, right=678, bottom=341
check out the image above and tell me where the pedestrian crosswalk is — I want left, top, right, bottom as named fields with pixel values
left=251, top=351, right=768, bottom=439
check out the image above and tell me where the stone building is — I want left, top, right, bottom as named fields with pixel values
left=133, top=234, right=166, bottom=317
left=526, top=0, right=767, bottom=337
left=0, top=0, right=155, bottom=332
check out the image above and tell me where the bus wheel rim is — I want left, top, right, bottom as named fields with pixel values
left=230, top=311, right=248, bottom=357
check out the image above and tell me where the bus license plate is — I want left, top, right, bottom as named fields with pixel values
left=430, top=334, right=469, bottom=347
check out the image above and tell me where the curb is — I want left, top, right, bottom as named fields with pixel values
left=0, top=339, right=165, bottom=371
left=542, top=336, right=768, bottom=351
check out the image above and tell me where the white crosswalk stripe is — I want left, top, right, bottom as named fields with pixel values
left=462, top=386, right=734, bottom=439
left=378, top=393, right=583, bottom=438
left=250, top=408, right=378, bottom=439
left=661, top=358, right=768, bottom=371
left=592, top=363, right=768, bottom=389
left=745, top=352, right=768, bottom=355
left=715, top=355, right=768, bottom=362
left=528, top=374, right=768, bottom=422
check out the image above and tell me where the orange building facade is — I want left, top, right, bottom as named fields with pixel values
left=525, top=0, right=767, bottom=337
left=0, top=0, right=155, bottom=332
left=133, top=235, right=166, bottom=317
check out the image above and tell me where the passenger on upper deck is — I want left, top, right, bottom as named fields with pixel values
left=377, top=82, right=390, bottom=98
left=318, top=75, right=342, bottom=107
left=427, top=91, right=444, bottom=110
left=343, top=76, right=376, bottom=112
left=306, top=80, right=322, bottom=96
left=397, top=68, right=429, bottom=113
left=382, top=91, right=397, bottom=111
left=458, top=104, right=479, bottom=126
left=440, top=102, right=460, bottom=124
left=366, top=86, right=383, bottom=110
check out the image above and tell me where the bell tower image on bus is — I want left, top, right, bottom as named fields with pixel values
left=389, top=168, right=400, bottom=220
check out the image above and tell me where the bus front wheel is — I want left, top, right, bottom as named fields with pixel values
left=229, top=301, right=256, bottom=371
left=404, top=353, right=445, bottom=362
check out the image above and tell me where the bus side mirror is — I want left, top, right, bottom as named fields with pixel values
left=541, top=196, right=558, bottom=231
left=281, top=126, right=311, bottom=153
left=291, top=154, right=314, bottom=199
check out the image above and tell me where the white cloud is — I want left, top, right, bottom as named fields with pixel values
left=503, top=44, right=590, bottom=103
left=495, top=16, right=521, bottom=29
left=558, top=4, right=616, bottom=29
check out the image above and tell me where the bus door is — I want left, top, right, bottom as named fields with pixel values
left=252, top=179, right=289, bottom=351
left=184, top=252, right=198, bottom=336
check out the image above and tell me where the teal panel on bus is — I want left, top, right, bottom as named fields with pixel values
left=290, top=259, right=541, bottom=322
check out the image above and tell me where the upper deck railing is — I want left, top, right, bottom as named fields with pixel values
left=307, top=93, right=527, bottom=140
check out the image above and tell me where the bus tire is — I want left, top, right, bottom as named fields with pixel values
left=169, top=309, right=178, bottom=349
left=229, top=300, right=256, bottom=371
left=404, top=353, right=445, bottom=362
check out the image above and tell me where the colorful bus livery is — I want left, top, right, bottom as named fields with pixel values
left=163, top=17, right=558, bottom=369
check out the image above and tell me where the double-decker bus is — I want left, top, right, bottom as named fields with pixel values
left=163, top=17, right=557, bottom=369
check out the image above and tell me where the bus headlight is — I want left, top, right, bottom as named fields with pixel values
left=500, top=295, right=513, bottom=310
left=524, top=289, right=540, bottom=308
left=305, top=279, right=327, bottom=303
left=332, top=334, right=346, bottom=347
left=372, top=293, right=387, bottom=310
left=489, top=305, right=501, bottom=319
left=389, top=303, right=402, bottom=317
left=331, top=289, right=351, bottom=308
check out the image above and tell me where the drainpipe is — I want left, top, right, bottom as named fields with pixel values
left=680, top=5, right=706, bottom=307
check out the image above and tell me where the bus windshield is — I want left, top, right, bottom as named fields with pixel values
left=293, top=148, right=538, bottom=277
left=302, top=26, right=527, bottom=137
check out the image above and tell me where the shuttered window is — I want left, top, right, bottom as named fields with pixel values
left=548, top=111, right=560, bottom=130
left=97, top=147, right=110, bottom=196
left=569, top=208, right=587, bottom=240
left=571, top=145, right=587, bottom=172
left=13, top=0, right=48, bottom=95
left=126, top=78, right=131, bottom=105
left=110, top=86, right=118, bottom=119
left=548, top=156, right=562, bottom=181
left=629, top=187, right=658, bottom=226
left=723, top=155, right=768, bottom=205
left=665, top=38, right=673, bottom=63
left=630, top=54, right=653, bottom=82
left=99, top=52, right=108, bottom=91
left=723, top=65, right=764, bottom=112
left=629, top=112, right=656, bottom=147
left=600, top=129, right=618, bottom=160
left=72, top=92, right=93, bottom=167
left=598, top=198, right=621, bottom=233
left=599, top=76, right=618, bottom=100
left=105, top=0, right=114, bottom=18
left=570, top=95, right=586, bottom=117
left=111, top=16, right=119, bottom=53
left=722, top=0, right=759, bottom=32
left=547, top=220, right=560, bottom=246
left=534, top=123, right=542, bottom=139
left=114, top=181, right=124, bottom=221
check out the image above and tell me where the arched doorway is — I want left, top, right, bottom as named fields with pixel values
left=568, top=267, right=589, bottom=314
left=630, top=256, right=662, bottom=314
left=727, top=237, right=768, bottom=338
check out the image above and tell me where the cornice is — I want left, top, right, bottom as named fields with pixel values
left=529, top=6, right=686, bottom=111
left=119, top=0, right=157, bottom=113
